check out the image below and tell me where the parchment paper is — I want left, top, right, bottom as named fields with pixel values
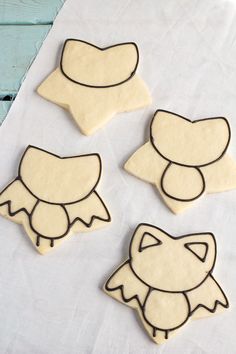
left=0, top=0, right=235, bottom=353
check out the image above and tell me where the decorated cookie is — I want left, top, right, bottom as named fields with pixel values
left=104, top=223, right=229, bottom=344
left=0, top=146, right=111, bottom=254
left=37, top=39, right=151, bottom=135
left=125, top=109, right=236, bottom=214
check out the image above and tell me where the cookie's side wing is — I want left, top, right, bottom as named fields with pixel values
left=104, top=260, right=149, bottom=309
left=124, top=142, right=195, bottom=214
left=124, top=142, right=168, bottom=184
left=201, top=154, right=236, bottom=193
left=186, top=275, right=229, bottom=319
left=65, top=191, right=111, bottom=231
left=104, top=260, right=176, bottom=344
left=0, top=179, right=37, bottom=221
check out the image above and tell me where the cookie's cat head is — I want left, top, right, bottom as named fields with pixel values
left=150, top=110, right=230, bottom=167
left=61, top=39, right=139, bottom=88
left=129, top=223, right=216, bottom=292
left=19, top=146, right=101, bottom=204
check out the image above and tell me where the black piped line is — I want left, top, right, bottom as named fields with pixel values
left=0, top=146, right=111, bottom=248
left=184, top=242, right=208, bottom=262
left=128, top=223, right=217, bottom=293
left=142, top=288, right=191, bottom=335
left=0, top=198, right=31, bottom=218
left=160, top=162, right=206, bottom=202
left=150, top=109, right=231, bottom=168
left=188, top=276, right=229, bottom=316
left=148, top=109, right=231, bottom=202
left=105, top=224, right=229, bottom=339
left=105, top=260, right=144, bottom=310
left=139, top=232, right=162, bottom=252
left=18, top=145, right=102, bottom=205
left=69, top=190, right=111, bottom=229
left=60, top=38, right=139, bottom=88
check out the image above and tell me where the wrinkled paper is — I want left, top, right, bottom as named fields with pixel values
left=0, top=0, right=235, bottom=353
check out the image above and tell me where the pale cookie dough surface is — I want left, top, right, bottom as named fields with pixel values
left=125, top=110, right=236, bottom=214
left=0, top=146, right=111, bottom=254
left=37, top=39, right=151, bottom=135
left=104, top=224, right=229, bottom=344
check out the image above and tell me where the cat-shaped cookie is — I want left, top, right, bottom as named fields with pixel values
left=0, top=146, right=111, bottom=253
left=125, top=110, right=236, bottom=213
left=104, top=223, right=229, bottom=344
left=37, top=39, right=151, bottom=135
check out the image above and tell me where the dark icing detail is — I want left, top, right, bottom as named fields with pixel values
left=105, top=223, right=229, bottom=340
left=0, top=179, right=32, bottom=218
left=150, top=109, right=231, bottom=168
left=0, top=145, right=111, bottom=249
left=184, top=242, right=208, bottom=262
left=152, top=328, right=157, bottom=337
left=105, top=260, right=144, bottom=310
left=142, top=287, right=191, bottom=338
left=69, top=191, right=111, bottom=228
left=60, top=38, right=139, bottom=89
left=139, top=232, right=162, bottom=252
left=189, top=276, right=229, bottom=316
left=149, top=109, right=231, bottom=202
left=18, top=145, right=102, bottom=205
left=160, top=162, right=206, bottom=202
left=129, top=225, right=217, bottom=293
left=36, top=235, right=40, bottom=247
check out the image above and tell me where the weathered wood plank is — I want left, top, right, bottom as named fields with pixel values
left=0, top=0, right=64, bottom=24
left=0, top=101, right=12, bottom=123
left=0, top=24, right=51, bottom=96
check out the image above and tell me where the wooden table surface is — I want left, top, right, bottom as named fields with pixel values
left=0, top=0, right=64, bottom=123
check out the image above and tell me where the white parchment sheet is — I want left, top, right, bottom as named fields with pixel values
left=0, top=0, right=236, bottom=353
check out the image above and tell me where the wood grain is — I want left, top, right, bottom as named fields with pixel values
left=0, top=25, right=51, bottom=96
left=0, top=1, right=64, bottom=123
left=0, top=0, right=64, bottom=24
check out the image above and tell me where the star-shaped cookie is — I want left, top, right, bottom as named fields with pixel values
left=104, top=223, right=228, bottom=344
left=125, top=110, right=236, bottom=214
left=37, top=39, right=151, bottom=135
left=0, top=146, right=111, bottom=254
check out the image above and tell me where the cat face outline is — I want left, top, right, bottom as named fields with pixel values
left=129, top=223, right=216, bottom=292
left=60, top=39, right=139, bottom=88
left=150, top=109, right=231, bottom=167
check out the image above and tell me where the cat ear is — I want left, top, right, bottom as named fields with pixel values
left=139, top=232, right=162, bottom=252
left=182, top=233, right=216, bottom=268
left=184, top=242, right=208, bottom=262
left=129, top=224, right=169, bottom=258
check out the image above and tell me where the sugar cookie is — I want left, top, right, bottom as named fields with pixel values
left=37, top=39, right=151, bottom=135
left=0, top=146, right=111, bottom=254
left=104, top=223, right=229, bottom=344
left=125, top=109, right=236, bottom=213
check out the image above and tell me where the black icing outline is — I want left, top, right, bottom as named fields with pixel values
left=160, top=162, right=206, bottom=202
left=105, top=223, right=229, bottom=341
left=184, top=242, right=208, bottom=262
left=60, top=38, right=139, bottom=88
left=149, top=109, right=231, bottom=202
left=150, top=109, right=231, bottom=168
left=139, top=232, right=162, bottom=252
left=0, top=145, right=111, bottom=248
left=18, top=145, right=102, bottom=205
left=142, top=287, right=191, bottom=339
left=129, top=225, right=217, bottom=293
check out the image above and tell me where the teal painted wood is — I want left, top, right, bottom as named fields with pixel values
left=0, top=101, right=12, bottom=123
left=0, top=1, right=64, bottom=123
left=0, top=24, right=51, bottom=97
left=0, top=0, right=64, bottom=24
